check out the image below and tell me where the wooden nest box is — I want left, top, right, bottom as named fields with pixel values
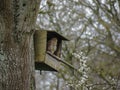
left=34, top=30, right=68, bottom=71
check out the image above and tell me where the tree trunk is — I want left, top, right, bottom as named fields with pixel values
left=0, top=0, right=40, bottom=90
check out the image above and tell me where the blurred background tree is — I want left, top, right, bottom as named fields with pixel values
left=35, top=0, right=120, bottom=90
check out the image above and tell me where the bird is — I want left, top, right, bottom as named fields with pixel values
left=47, top=37, right=57, bottom=54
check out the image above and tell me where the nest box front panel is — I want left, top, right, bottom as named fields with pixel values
left=34, top=30, right=47, bottom=62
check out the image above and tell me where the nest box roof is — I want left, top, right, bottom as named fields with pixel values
left=46, top=30, right=69, bottom=41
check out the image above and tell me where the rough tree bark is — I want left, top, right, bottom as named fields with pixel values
left=0, top=0, right=40, bottom=90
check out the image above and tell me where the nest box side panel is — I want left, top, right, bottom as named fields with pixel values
left=34, top=30, right=47, bottom=62
left=45, top=54, right=61, bottom=71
